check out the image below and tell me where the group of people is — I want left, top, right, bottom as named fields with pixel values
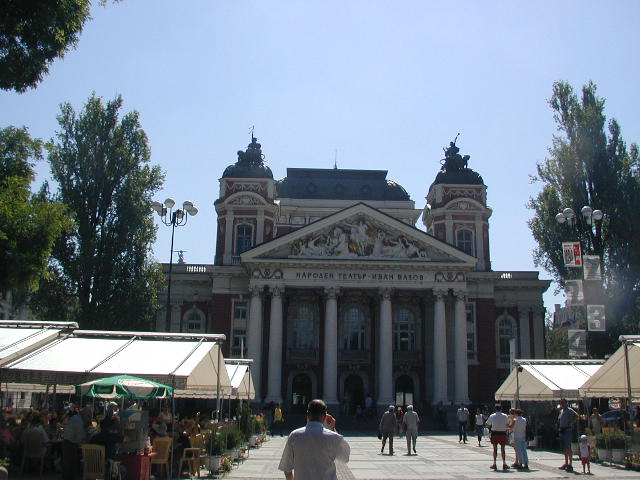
left=378, top=404, right=420, bottom=455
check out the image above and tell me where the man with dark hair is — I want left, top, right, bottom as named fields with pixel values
left=486, top=404, right=509, bottom=471
left=279, top=399, right=350, bottom=480
left=557, top=398, right=578, bottom=472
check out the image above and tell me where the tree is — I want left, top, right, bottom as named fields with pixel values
left=528, top=81, right=640, bottom=354
left=0, top=126, right=69, bottom=294
left=40, top=93, right=165, bottom=330
left=0, top=0, right=93, bottom=92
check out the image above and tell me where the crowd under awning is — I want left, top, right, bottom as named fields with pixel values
left=495, top=359, right=604, bottom=402
left=225, top=359, right=255, bottom=400
left=1, top=328, right=233, bottom=399
left=579, top=336, right=640, bottom=398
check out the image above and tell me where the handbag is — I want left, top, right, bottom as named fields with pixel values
left=483, top=426, right=490, bottom=437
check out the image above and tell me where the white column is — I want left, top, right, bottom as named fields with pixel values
left=223, top=212, right=233, bottom=265
left=247, top=286, right=263, bottom=401
left=445, top=214, right=453, bottom=244
left=453, top=290, right=470, bottom=404
left=323, top=287, right=339, bottom=405
left=518, top=306, right=531, bottom=359
left=533, top=306, right=546, bottom=358
left=377, top=288, right=394, bottom=407
left=265, top=285, right=284, bottom=404
left=256, top=210, right=265, bottom=244
left=475, top=215, right=485, bottom=270
left=432, top=288, right=448, bottom=404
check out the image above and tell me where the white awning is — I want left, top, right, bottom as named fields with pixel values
left=495, top=360, right=604, bottom=401
left=0, top=321, right=77, bottom=366
left=225, top=361, right=255, bottom=400
left=579, top=339, right=640, bottom=398
left=1, top=330, right=231, bottom=398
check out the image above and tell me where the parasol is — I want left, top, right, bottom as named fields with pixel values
left=76, top=374, right=173, bottom=399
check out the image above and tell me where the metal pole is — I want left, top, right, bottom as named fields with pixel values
left=165, top=217, right=177, bottom=332
left=515, top=365, right=520, bottom=409
left=623, top=342, right=632, bottom=434
left=216, top=344, right=222, bottom=421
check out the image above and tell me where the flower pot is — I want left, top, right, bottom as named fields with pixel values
left=611, top=448, right=625, bottom=463
left=207, top=456, right=220, bottom=471
left=597, top=447, right=612, bottom=462
left=249, top=435, right=258, bottom=447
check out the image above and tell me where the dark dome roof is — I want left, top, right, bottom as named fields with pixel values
left=431, top=168, right=484, bottom=186
left=276, top=168, right=411, bottom=201
left=222, top=136, right=273, bottom=179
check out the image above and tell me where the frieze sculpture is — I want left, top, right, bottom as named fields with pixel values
left=441, top=133, right=471, bottom=172
left=290, top=218, right=431, bottom=260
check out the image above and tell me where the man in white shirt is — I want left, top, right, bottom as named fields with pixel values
left=402, top=405, right=420, bottom=455
left=279, top=399, right=350, bottom=480
left=456, top=403, right=470, bottom=443
left=486, top=404, right=509, bottom=471
left=62, top=407, right=92, bottom=480
left=512, top=409, right=528, bottom=470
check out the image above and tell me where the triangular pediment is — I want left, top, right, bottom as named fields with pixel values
left=241, top=203, right=476, bottom=266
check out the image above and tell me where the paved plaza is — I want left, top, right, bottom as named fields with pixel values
left=227, top=431, right=640, bottom=480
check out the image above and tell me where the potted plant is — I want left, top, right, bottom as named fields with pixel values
left=0, top=457, right=9, bottom=479
left=609, top=433, right=627, bottom=463
left=595, top=433, right=611, bottom=462
left=206, top=431, right=225, bottom=471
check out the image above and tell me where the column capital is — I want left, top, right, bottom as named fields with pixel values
left=379, top=287, right=393, bottom=300
left=324, top=287, right=340, bottom=299
left=270, top=284, right=284, bottom=297
left=249, top=285, right=263, bottom=297
left=453, top=288, right=467, bottom=301
left=433, top=288, right=448, bottom=299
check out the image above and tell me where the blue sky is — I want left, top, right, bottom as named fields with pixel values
left=2, top=1, right=639, bottom=312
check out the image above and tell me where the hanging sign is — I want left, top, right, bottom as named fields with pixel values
left=583, top=255, right=602, bottom=280
left=587, top=305, right=606, bottom=331
left=563, top=242, right=583, bottom=267
left=565, top=280, right=584, bottom=306
left=568, top=330, right=587, bottom=357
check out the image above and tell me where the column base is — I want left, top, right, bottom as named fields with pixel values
left=264, top=395, right=283, bottom=405
left=454, top=398, right=470, bottom=406
left=431, top=398, right=449, bottom=406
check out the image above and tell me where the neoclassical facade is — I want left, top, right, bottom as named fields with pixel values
left=157, top=137, right=550, bottom=411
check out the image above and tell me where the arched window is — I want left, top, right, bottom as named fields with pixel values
left=498, top=316, right=514, bottom=365
left=393, top=308, right=416, bottom=351
left=184, top=307, right=204, bottom=333
left=456, top=229, right=474, bottom=256
left=291, top=305, right=315, bottom=349
left=235, top=224, right=253, bottom=254
left=342, top=307, right=366, bottom=350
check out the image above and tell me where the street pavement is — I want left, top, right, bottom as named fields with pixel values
left=226, top=431, right=640, bottom=480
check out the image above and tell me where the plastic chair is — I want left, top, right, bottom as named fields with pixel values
left=178, top=434, right=206, bottom=477
left=20, top=429, right=47, bottom=475
left=81, top=444, right=106, bottom=480
left=151, top=437, right=172, bottom=478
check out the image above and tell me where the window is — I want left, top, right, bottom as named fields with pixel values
left=184, top=307, right=204, bottom=333
left=456, top=229, right=474, bottom=256
left=393, top=308, right=416, bottom=351
left=231, top=329, right=246, bottom=357
left=498, top=316, right=514, bottom=365
left=235, top=224, right=253, bottom=254
left=466, top=303, right=476, bottom=360
left=342, top=307, right=366, bottom=350
left=291, top=305, right=315, bottom=349
left=231, top=301, right=248, bottom=357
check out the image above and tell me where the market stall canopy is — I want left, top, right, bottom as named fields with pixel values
left=495, top=359, right=604, bottom=401
left=225, top=360, right=255, bottom=399
left=76, top=374, right=173, bottom=399
left=0, top=321, right=77, bottom=366
left=1, top=330, right=232, bottom=398
left=579, top=336, right=640, bottom=398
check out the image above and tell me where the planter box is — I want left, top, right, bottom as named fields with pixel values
left=611, top=448, right=625, bottom=463
left=597, top=448, right=612, bottom=462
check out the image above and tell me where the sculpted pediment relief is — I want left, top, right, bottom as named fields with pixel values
left=256, top=214, right=464, bottom=262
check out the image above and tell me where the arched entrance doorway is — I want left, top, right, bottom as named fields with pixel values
left=343, top=374, right=364, bottom=415
left=291, top=373, right=312, bottom=413
left=395, top=375, right=414, bottom=408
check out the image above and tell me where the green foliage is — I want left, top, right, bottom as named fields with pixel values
left=0, top=126, right=70, bottom=294
left=225, top=427, right=244, bottom=450
left=0, top=0, right=91, bottom=92
left=528, top=81, right=640, bottom=353
left=545, top=321, right=569, bottom=359
left=236, top=403, right=252, bottom=439
left=35, top=93, right=165, bottom=330
left=207, top=432, right=225, bottom=455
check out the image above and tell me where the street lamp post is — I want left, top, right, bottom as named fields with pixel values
left=555, top=205, right=605, bottom=356
left=152, top=198, right=198, bottom=332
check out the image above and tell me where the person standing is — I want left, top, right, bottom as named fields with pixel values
left=402, top=405, right=420, bottom=455
left=486, top=404, right=509, bottom=471
left=474, top=408, right=485, bottom=447
left=512, top=409, right=528, bottom=470
left=278, top=399, right=350, bottom=480
left=379, top=405, right=397, bottom=455
left=589, top=407, right=603, bottom=435
left=557, top=398, right=578, bottom=472
left=274, top=403, right=285, bottom=437
left=456, top=403, right=469, bottom=443
left=62, top=407, right=92, bottom=480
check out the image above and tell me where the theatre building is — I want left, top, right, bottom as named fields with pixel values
left=157, top=136, right=550, bottom=412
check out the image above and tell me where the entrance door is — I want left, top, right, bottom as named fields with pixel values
left=291, top=373, right=312, bottom=413
left=343, top=374, right=364, bottom=415
left=395, top=375, right=414, bottom=408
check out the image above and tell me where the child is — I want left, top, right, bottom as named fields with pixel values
left=579, top=434, right=591, bottom=474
